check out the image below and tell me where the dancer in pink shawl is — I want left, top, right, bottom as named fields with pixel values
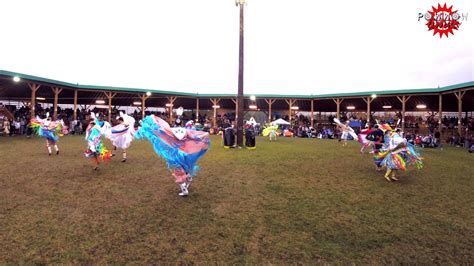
left=135, top=109, right=210, bottom=197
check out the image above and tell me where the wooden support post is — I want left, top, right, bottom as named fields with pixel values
left=166, top=96, right=177, bottom=124
left=454, top=91, right=466, bottom=136
left=288, top=100, right=292, bottom=124
left=285, top=99, right=297, bottom=124
left=141, top=97, right=146, bottom=120
left=210, top=98, right=221, bottom=128
left=104, top=92, right=117, bottom=122
left=138, top=93, right=151, bottom=119
left=396, top=95, right=411, bottom=132
left=332, top=98, right=344, bottom=119
left=310, top=99, right=314, bottom=128
left=73, top=90, right=78, bottom=120
left=51, top=87, right=63, bottom=119
left=196, top=98, right=200, bottom=122
left=28, top=83, right=41, bottom=117
left=438, top=94, right=442, bottom=134
left=265, top=99, right=276, bottom=122
left=362, top=96, right=374, bottom=122
left=367, top=97, right=371, bottom=122
left=214, top=104, right=217, bottom=128
left=232, top=98, right=238, bottom=121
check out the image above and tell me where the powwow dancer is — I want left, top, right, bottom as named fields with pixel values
left=376, top=127, right=423, bottom=182
left=364, top=120, right=401, bottom=170
left=30, top=112, right=64, bottom=156
left=84, top=113, right=112, bottom=170
left=262, top=125, right=278, bottom=141
left=108, top=112, right=136, bottom=162
left=358, top=125, right=374, bottom=153
left=365, top=124, right=385, bottom=171
left=135, top=112, right=210, bottom=197
left=333, top=118, right=358, bottom=146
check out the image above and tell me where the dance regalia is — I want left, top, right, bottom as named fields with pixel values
left=84, top=118, right=111, bottom=161
left=107, top=113, right=136, bottom=150
left=262, top=126, right=278, bottom=137
left=364, top=128, right=386, bottom=168
left=269, top=129, right=277, bottom=140
left=377, top=132, right=423, bottom=171
left=263, top=125, right=278, bottom=141
left=358, top=128, right=374, bottom=151
left=30, top=117, right=63, bottom=143
left=135, top=115, right=210, bottom=195
left=333, top=118, right=358, bottom=140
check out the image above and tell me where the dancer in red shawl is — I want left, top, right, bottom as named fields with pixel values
left=358, top=124, right=375, bottom=153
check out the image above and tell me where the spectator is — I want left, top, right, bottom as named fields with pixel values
left=4, top=119, right=10, bottom=136
left=26, top=119, right=32, bottom=138
left=14, top=119, right=21, bottom=135
left=20, top=117, right=26, bottom=135
left=9, top=119, right=15, bottom=136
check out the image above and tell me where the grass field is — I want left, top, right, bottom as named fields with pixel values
left=0, top=135, right=473, bottom=264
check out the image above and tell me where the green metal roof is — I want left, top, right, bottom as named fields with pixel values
left=1, top=69, right=473, bottom=99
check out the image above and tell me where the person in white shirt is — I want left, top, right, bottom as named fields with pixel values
left=14, top=119, right=21, bottom=135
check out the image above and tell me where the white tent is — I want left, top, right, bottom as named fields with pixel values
left=272, top=118, right=290, bottom=125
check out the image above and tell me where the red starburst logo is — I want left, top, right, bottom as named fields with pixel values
left=426, top=3, right=461, bottom=38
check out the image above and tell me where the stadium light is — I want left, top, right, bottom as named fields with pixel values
left=95, top=100, right=105, bottom=104
left=347, top=106, right=356, bottom=110
left=146, top=91, right=152, bottom=96
left=371, top=94, right=377, bottom=99
left=235, top=0, right=246, bottom=6
left=250, top=95, right=256, bottom=101
left=291, top=106, right=299, bottom=110
left=382, top=105, right=392, bottom=109
left=165, top=103, right=174, bottom=107
left=212, top=105, right=221, bottom=109
left=36, top=97, right=45, bottom=101
left=133, top=101, right=141, bottom=105
left=249, top=104, right=257, bottom=109
left=13, top=76, right=21, bottom=82
left=416, top=104, right=427, bottom=109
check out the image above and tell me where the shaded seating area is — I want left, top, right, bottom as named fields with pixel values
left=0, top=69, right=473, bottom=140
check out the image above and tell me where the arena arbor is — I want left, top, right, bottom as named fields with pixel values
left=1, top=69, right=474, bottom=264
left=1, top=69, right=473, bottom=136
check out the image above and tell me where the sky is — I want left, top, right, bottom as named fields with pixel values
left=0, top=0, right=472, bottom=95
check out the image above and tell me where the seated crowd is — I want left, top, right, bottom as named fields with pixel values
left=1, top=103, right=473, bottom=151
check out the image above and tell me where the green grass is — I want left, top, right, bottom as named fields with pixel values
left=0, top=135, right=473, bottom=264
